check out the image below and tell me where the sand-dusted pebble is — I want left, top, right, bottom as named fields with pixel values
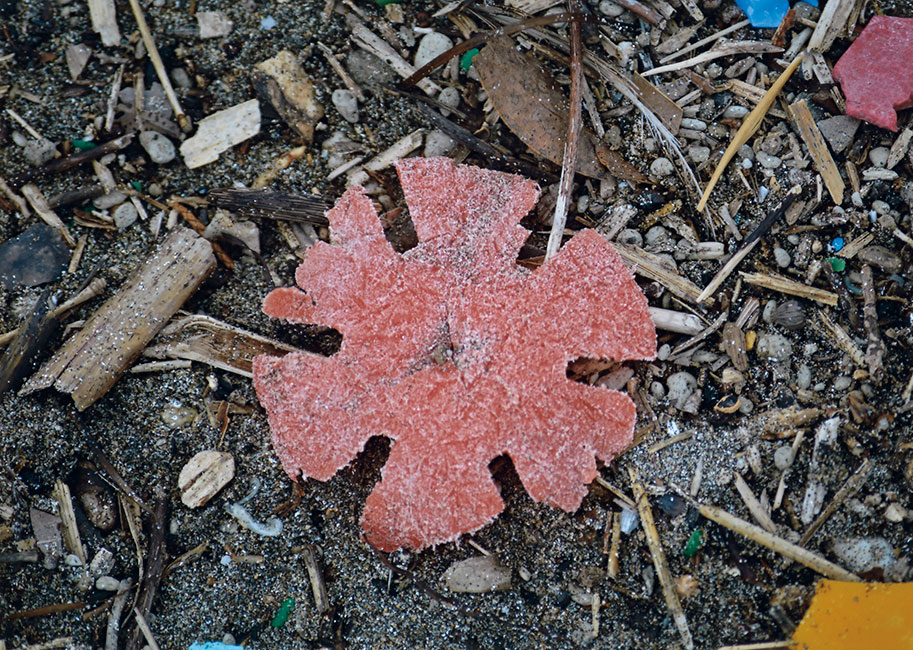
left=139, top=130, right=177, bottom=164
left=617, top=228, right=643, bottom=246
left=332, top=89, right=359, bottom=123
left=756, top=332, right=792, bottom=361
left=346, top=50, right=394, bottom=86
left=774, top=445, right=794, bottom=470
left=414, top=32, right=453, bottom=70
left=438, top=86, right=460, bottom=116
left=95, top=191, right=128, bottom=209
left=444, top=555, right=511, bottom=593
left=23, top=138, right=58, bottom=166
left=756, top=151, right=781, bottom=169
left=650, top=157, right=674, bottom=177
left=723, top=105, right=749, bottom=119
left=423, top=130, right=456, bottom=157
left=833, top=375, right=853, bottom=391
left=832, top=537, right=895, bottom=573
left=599, top=0, right=625, bottom=16
left=644, top=225, right=670, bottom=247
left=95, top=576, right=120, bottom=591
left=113, top=202, right=138, bottom=229
left=688, top=145, right=710, bottom=163
left=796, top=363, right=812, bottom=390
left=817, top=115, right=860, bottom=153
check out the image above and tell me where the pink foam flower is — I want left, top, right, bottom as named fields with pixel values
left=253, top=158, right=655, bottom=551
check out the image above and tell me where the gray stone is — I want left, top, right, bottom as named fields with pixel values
left=196, top=11, right=233, bottom=38
left=331, top=89, right=359, bottom=123
left=756, top=332, right=792, bottom=361
left=688, top=145, right=710, bottom=164
left=773, top=445, right=794, bottom=470
left=756, top=150, right=781, bottom=169
left=857, top=244, right=902, bottom=273
left=723, top=104, right=749, bottom=119
left=423, top=129, right=455, bottom=157
left=171, top=67, right=193, bottom=89
left=95, top=575, right=121, bottom=591
left=438, top=86, right=460, bottom=116
left=94, top=190, right=127, bottom=209
left=139, top=130, right=176, bottom=164
left=113, top=202, right=138, bottom=229
left=644, top=225, right=670, bottom=247
left=346, top=50, right=394, bottom=86
left=832, top=537, right=895, bottom=573
left=650, top=157, right=674, bottom=177
left=817, top=115, right=860, bottom=154
left=414, top=32, right=453, bottom=70
left=797, top=363, right=812, bottom=390
left=616, top=228, right=642, bottom=247
left=444, top=556, right=511, bottom=593
left=773, top=246, right=791, bottom=268
left=599, top=0, right=625, bottom=16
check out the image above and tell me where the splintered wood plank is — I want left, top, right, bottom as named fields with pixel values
left=21, top=228, right=215, bottom=410
left=143, top=314, right=299, bottom=377
left=475, top=36, right=647, bottom=183
left=788, top=99, right=844, bottom=205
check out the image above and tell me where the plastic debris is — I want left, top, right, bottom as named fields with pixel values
left=830, top=237, right=844, bottom=252
left=791, top=580, right=913, bottom=649
left=682, top=529, right=703, bottom=558
left=188, top=643, right=245, bottom=650
left=224, top=478, right=282, bottom=537
left=460, top=48, right=480, bottom=71
left=833, top=15, right=913, bottom=131
left=253, top=157, right=656, bottom=551
left=270, top=597, right=295, bottom=628
left=734, top=0, right=788, bottom=28
left=826, top=257, right=846, bottom=272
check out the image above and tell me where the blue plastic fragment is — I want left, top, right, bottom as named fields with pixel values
left=189, top=643, right=245, bottom=650
left=830, top=236, right=845, bottom=252
left=735, top=0, right=817, bottom=29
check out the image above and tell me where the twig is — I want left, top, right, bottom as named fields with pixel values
left=546, top=4, right=583, bottom=261
left=644, top=41, right=781, bottom=78
left=0, top=277, right=106, bottom=348
left=698, top=54, right=803, bottom=211
left=732, top=473, right=777, bottom=534
left=125, top=494, right=168, bottom=650
left=740, top=271, right=837, bottom=306
left=317, top=42, right=365, bottom=102
left=697, top=186, right=801, bottom=303
left=126, top=0, right=190, bottom=132
left=19, top=184, right=77, bottom=247
left=630, top=468, right=693, bottom=650
left=798, top=458, right=871, bottom=547
left=104, top=64, right=125, bottom=133
left=0, top=176, right=29, bottom=215
left=788, top=99, right=844, bottom=204
left=168, top=201, right=234, bottom=269
left=105, top=580, right=133, bottom=650
left=657, top=19, right=750, bottom=64
left=301, top=545, right=330, bottom=614
left=814, top=309, right=866, bottom=367
left=348, top=13, right=440, bottom=96
left=649, top=307, right=704, bottom=335
left=691, top=500, right=860, bottom=581
left=860, top=265, right=885, bottom=381
left=131, top=608, right=161, bottom=650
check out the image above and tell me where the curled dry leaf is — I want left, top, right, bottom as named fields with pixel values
left=474, top=37, right=649, bottom=184
left=253, top=157, right=656, bottom=551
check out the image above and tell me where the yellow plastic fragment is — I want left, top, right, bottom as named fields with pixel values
left=791, top=580, right=913, bottom=650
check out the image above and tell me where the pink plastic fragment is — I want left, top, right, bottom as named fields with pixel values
left=253, top=157, right=656, bottom=551
left=833, top=15, right=913, bottom=132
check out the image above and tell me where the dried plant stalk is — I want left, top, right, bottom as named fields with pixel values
left=740, top=271, right=837, bottom=306
left=698, top=54, right=803, bottom=210
left=21, top=229, right=216, bottom=410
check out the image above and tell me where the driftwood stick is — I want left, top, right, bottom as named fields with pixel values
left=860, top=265, right=885, bottom=381
left=20, top=229, right=216, bottom=410
left=10, top=134, right=134, bottom=187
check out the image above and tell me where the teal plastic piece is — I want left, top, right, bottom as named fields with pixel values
left=72, top=139, right=96, bottom=150
left=270, top=597, right=295, bottom=628
left=460, top=48, right=480, bottom=71
left=682, top=528, right=703, bottom=558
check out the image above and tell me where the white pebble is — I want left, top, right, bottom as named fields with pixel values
left=666, top=371, right=697, bottom=409
left=868, top=146, right=889, bottom=168
left=438, top=86, right=460, bottom=116
left=423, top=129, right=455, bottom=157
left=113, top=202, right=138, bottom=229
left=723, top=105, right=749, bottom=119
left=688, top=145, right=710, bottom=164
left=650, top=157, right=675, bottom=177
left=773, top=247, right=791, bottom=268
left=443, top=556, right=511, bottom=593
left=756, top=333, right=792, bottom=361
left=756, top=151, right=782, bottom=169
left=139, top=131, right=176, bottom=164
left=331, top=89, right=359, bottom=123
left=94, top=190, right=127, bottom=209
left=95, top=576, right=121, bottom=591
left=414, top=32, right=453, bottom=70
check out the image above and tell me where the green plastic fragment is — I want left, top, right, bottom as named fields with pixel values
left=130, top=181, right=142, bottom=191
left=270, top=598, right=295, bottom=628
left=374, top=0, right=399, bottom=5
left=460, top=48, right=480, bottom=71
left=826, top=256, right=846, bottom=272
left=72, top=139, right=96, bottom=151
left=682, top=529, right=703, bottom=558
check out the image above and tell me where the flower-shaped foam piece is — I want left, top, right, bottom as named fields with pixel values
left=253, top=157, right=656, bottom=551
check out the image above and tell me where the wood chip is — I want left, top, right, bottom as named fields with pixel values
left=254, top=51, right=324, bottom=142
left=88, top=0, right=121, bottom=47
left=20, top=184, right=77, bottom=248
left=178, top=450, right=235, bottom=509
left=615, top=242, right=705, bottom=303
left=347, top=129, right=424, bottom=187
left=179, top=99, right=261, bottom=169
left=143, top=314, right=298, bottom=378
left=52, top=480, right=86, bottom=566
left=21, top=229, right=216, bottom=410
left=788, top=99, right=844, bottom=204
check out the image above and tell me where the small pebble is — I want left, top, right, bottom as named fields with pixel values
left=23, top=138, right=58, bottom=166
left=832, top=537, right=895, bottom=573
left=773, top=300, right=805, bottom=330
left=113, top=202, right=138, bottom=229
left=773, top=247, right=791, bottom=268
left=196, top=10, right=233, bottom=38
left=756, top=151, right=782, bottom=169
left=738, top=144, right=755, bottom=161
left=260, top=16, right=276, bottom=30
left=139, top=130, right=176, bottom=164
left=773, top=446, right=794, bottom=470
left=650, top=157, right=675, bottom=177
left=884, top=503, right=907, bottom=522
left=414, top=32, right=453, bottom=70
left=599, top=0, right=625, bottom=16
left=331, top=89, right=359, bottom=123
left=95, top=190, right=127, bottom=210
left=171, top=67, right=192, bottom=89
left=617, top=228, right=643, bottom=247
left=423, top=129, right=455, bottom=157
left=644, top=225, right=671, bottom=247
left=756, top=333, right=792, bottom=361
left=443, top=556, right=511, bottom=593
left=796, top=363, right=812, bottom=390
left=95, top=576, right=120, bottom=591
left=688, top=145, right=710, bottom=164
left=833, top=376, right=852, bottom=391
left=723, top=105, right=749, bottom=119
left=868, top=146, right=890, bottom=167
left=346, top=50, right=394, bottom=86
left=438, top=86, right=460, bottom=116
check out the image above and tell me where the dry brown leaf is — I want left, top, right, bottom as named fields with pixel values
left=475, top=37, right=648, bottom=183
